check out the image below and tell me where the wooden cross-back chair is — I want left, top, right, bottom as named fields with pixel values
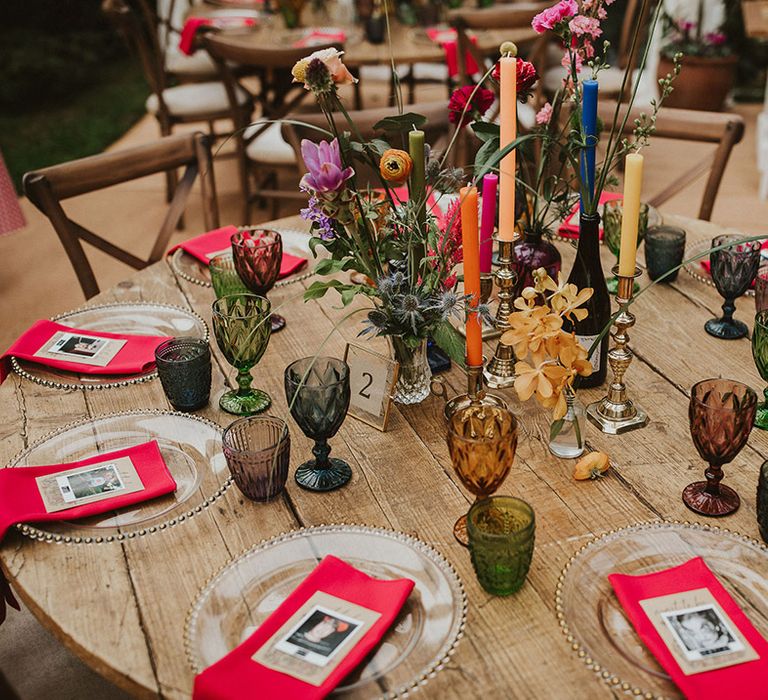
left=203, top=32, right=344, bottom=223
left=598, top=104, right=745, bottom=221
left=23, top=132, right=219, bottom=300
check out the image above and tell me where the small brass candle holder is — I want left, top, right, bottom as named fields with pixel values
left=440, top=357, right=507, bottom=421
left=484, top=234, right=519, bottom=389
left=455, top=272, right=500, bottom=340
left=586, top=265, right=649, bottom=434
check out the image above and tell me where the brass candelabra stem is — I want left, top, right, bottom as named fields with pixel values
left=586, top=265, right=649, bottom=434
left=484, top=235, right=518, bottom=389
left=442, top=357, right=507, bottom=421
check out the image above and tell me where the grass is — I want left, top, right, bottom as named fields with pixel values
left=1, top=57, right=148, bottom=192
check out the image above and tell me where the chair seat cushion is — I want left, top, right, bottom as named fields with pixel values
left=412, top=62, right=450, bottom=82
left=543, top=65, right=625, bottom=94
left=145, top=82, right=249, bottom=118
left=244, top=122, right=296, bottom=165
left=359, top=64, right=410, bottom=81
left=165, top=49, right=218, bottom=77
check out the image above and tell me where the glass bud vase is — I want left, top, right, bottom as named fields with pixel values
left=512, top=229, right=562, bottom=297
left=549, top=391, right=585, bottom=459
left=391, top=336, right=431, bottom=405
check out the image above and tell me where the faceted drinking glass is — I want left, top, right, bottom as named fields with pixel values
left=154, top=337, right=211, bottom=412
left=284, top=356, right=352, bottom=492
left=645, top=225, right=686, bottom=283
left=705, top=234, right=761, bottom=340
left=467, top=496, right=535, bottom=596
left=446, top=404, right=517, bottom=546
left=209, top=253, right=248, bottom=299
left=231, top=229, right=286, bottom=333
left=212, top=294, right=272, bottom=416
left=683, top=378, right=756, bottom=516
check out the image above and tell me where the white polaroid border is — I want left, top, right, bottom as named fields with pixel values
left=661, top=603, right=744, bottom=662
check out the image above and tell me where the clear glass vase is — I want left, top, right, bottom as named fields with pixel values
left=549, top=391, right=585, bottom=459
left=390, top=336, right=431, bottom=405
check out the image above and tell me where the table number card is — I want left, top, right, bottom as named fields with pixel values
left=33, top=331, right=126, bottom=368
left=344, top=343, right=399, bottom=431
left=251, top=591, right=381, bottom=687
left=35, top=456, right=145, bottom=514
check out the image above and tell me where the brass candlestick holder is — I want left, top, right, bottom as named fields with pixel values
left=484, top=234, right=519, bottom=389
left=434, top=357, right=507, bottom=421
left=586, top=265, right=649, bottom=434
left=455, top=272, right=500, bottom=340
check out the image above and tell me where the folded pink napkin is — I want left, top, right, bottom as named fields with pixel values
left=0, top=320, right=171, bottom=384
left=168, top=226, right=308, bottom=278
left=557, top=191, right=623, bottom=240
left=179, top=17, right=258, bottom=55
left=293, top=29, right=346, bottom=48
left=425, top=27, right=478, bottom=78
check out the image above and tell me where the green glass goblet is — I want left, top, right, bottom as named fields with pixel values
left=602, top=199, right=649, bottom=295
left=284, top=356, right=351, bottom=492
left=752, top=310, right=768, bottom=430
left=209, top=253, right=248, bottom=299
left=212, top=294, right=272, bottom=416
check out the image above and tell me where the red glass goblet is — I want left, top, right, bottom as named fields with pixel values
left=231, top=229, right=286, bottom=333
left=684, top=378, right=757, bottom=516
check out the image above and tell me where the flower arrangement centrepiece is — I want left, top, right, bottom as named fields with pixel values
left=499, top=268, right=593, bottom=458
left=292, top=47, right=476, bottom=404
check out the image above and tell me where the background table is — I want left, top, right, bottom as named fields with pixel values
left=1, top=214, right=766, bottom=699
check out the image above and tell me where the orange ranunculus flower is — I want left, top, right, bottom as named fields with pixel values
left=379, top=149, right=413, bottom=184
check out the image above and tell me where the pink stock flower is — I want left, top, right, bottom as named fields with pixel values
left=299, top=138, right=354, bottom=193
left=531, top=0, right=578, bottom=33
left=569, top=15, right=602, bottom=38
left=536, top=102, right=553, bottom=125
left=561, top=49, right=583, bottom=73
left=597, top=6, right=607, bottom=19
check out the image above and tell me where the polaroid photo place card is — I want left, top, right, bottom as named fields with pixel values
left=33, top=331, right=126, bottom=368
left=640, top=587, right=759, bottom=675
left=252, top=591, right=381, bottom=686
left=36, top=456, right=145, bottom=513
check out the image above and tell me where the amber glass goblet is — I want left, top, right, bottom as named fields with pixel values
left=284, top=356, right=352, bottom=492
left=212, top=294, right=272, bottom=416
left=231, top=229, right=286, bottom=333
left=446, top=404, right=518, bottom=546
left=705, top=234, right=761, bottom=340
left=752, top=310, right=768, bottom=430
left=683, top=378, right=757, bottom=516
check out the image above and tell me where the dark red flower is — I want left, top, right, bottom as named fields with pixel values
left=491, top=59, right=539, bottom=102
left=448, top=85, right=495, bottom=127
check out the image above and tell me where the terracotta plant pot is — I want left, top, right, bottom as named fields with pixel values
left=658, top=54, right=738, bottom=112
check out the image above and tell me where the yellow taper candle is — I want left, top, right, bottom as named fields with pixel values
left=498, top=55, right=517, bottom=241
left=618, top=153, right=644, bottom=277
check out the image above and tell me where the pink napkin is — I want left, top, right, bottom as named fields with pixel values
left=179, top=17, right=258, bottom=55
left=168, top=226, right=307, bottom=278
left=0, top=150, right=25, bottom=236
left=193, top=555, right=414, bottom=700
left=557, top=191, right=623, bottom=240
left=0, top=320, right=171, bottom=384
left=425, top=27, right=478, bottom=79
left=293, top=29, right=346, bottom=49
left=609, top=558, right=768, bottom=700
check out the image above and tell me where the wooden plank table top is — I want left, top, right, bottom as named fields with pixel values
left=1, top=213, right=767, bottom=699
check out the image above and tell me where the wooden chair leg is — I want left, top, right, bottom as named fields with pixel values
left=0, top=671, right=19, bottom=700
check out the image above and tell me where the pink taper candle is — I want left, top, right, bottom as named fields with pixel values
left=460, top=186, right=483, bottom=367
left=498, top=55, right=517, bottom=241
left=479, top=173, right=497, bottom=274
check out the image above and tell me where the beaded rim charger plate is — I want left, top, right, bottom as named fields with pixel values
left=555, top=521, right=768, bottom=699
left=8, top=410, right=230, bottom=544
left=184, top=524, right=467, bottom=698
left=11, top=302, right=209, bottom=391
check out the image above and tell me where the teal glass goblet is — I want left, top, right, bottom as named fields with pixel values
left=284, top=356, right=351, bottom=492
left=752, top=310, right=768, bottom=430
left=212, top=294, right=272, bottom=416
left=602, top=199, right=648, bottom=295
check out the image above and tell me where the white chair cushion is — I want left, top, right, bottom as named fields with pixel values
left=412, top=62, right=449, bottom=82
left=543, top=65, right=626, bottom=95
left=145, top=82, right=249, bottom=118
left=244, top=122, right=296, bottom=166
left=165, top=49, right=218, bottom=78
left=359, top=64, right=410, bottom=81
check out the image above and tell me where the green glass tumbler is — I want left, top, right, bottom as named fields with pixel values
left=212, top=294, right=272, bottom=416
left=752, top=310, right=768, bottom=430
left=602, top=199, right=649, bottom=295
left=209, top=253, right=248, bottom=299
left=467, top=496, right=535, bottom=596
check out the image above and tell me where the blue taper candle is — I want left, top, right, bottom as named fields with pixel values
left=581, top=79, right=598, bottom=212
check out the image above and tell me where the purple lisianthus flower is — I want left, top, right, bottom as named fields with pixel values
left=299, top=138, right=354, bottom=193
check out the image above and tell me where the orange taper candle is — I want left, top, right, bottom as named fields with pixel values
left=460, top=185, right=483, bottom=367
left=498, top=55, right=517, bottom=241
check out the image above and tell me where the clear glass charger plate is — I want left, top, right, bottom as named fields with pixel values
left=555, top=521, right=768, bottom=699
left=11, top=302, right=208, bottom=391
left=8, top=410, right=229, bottom=544
left=169, top=228, right=318, bottom=289
left=184, top=524, right=467, bottom=698
left=683, top=238, right=758, bottom=297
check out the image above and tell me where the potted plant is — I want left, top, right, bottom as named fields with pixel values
left=657, top=0, right=737, bottom=111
